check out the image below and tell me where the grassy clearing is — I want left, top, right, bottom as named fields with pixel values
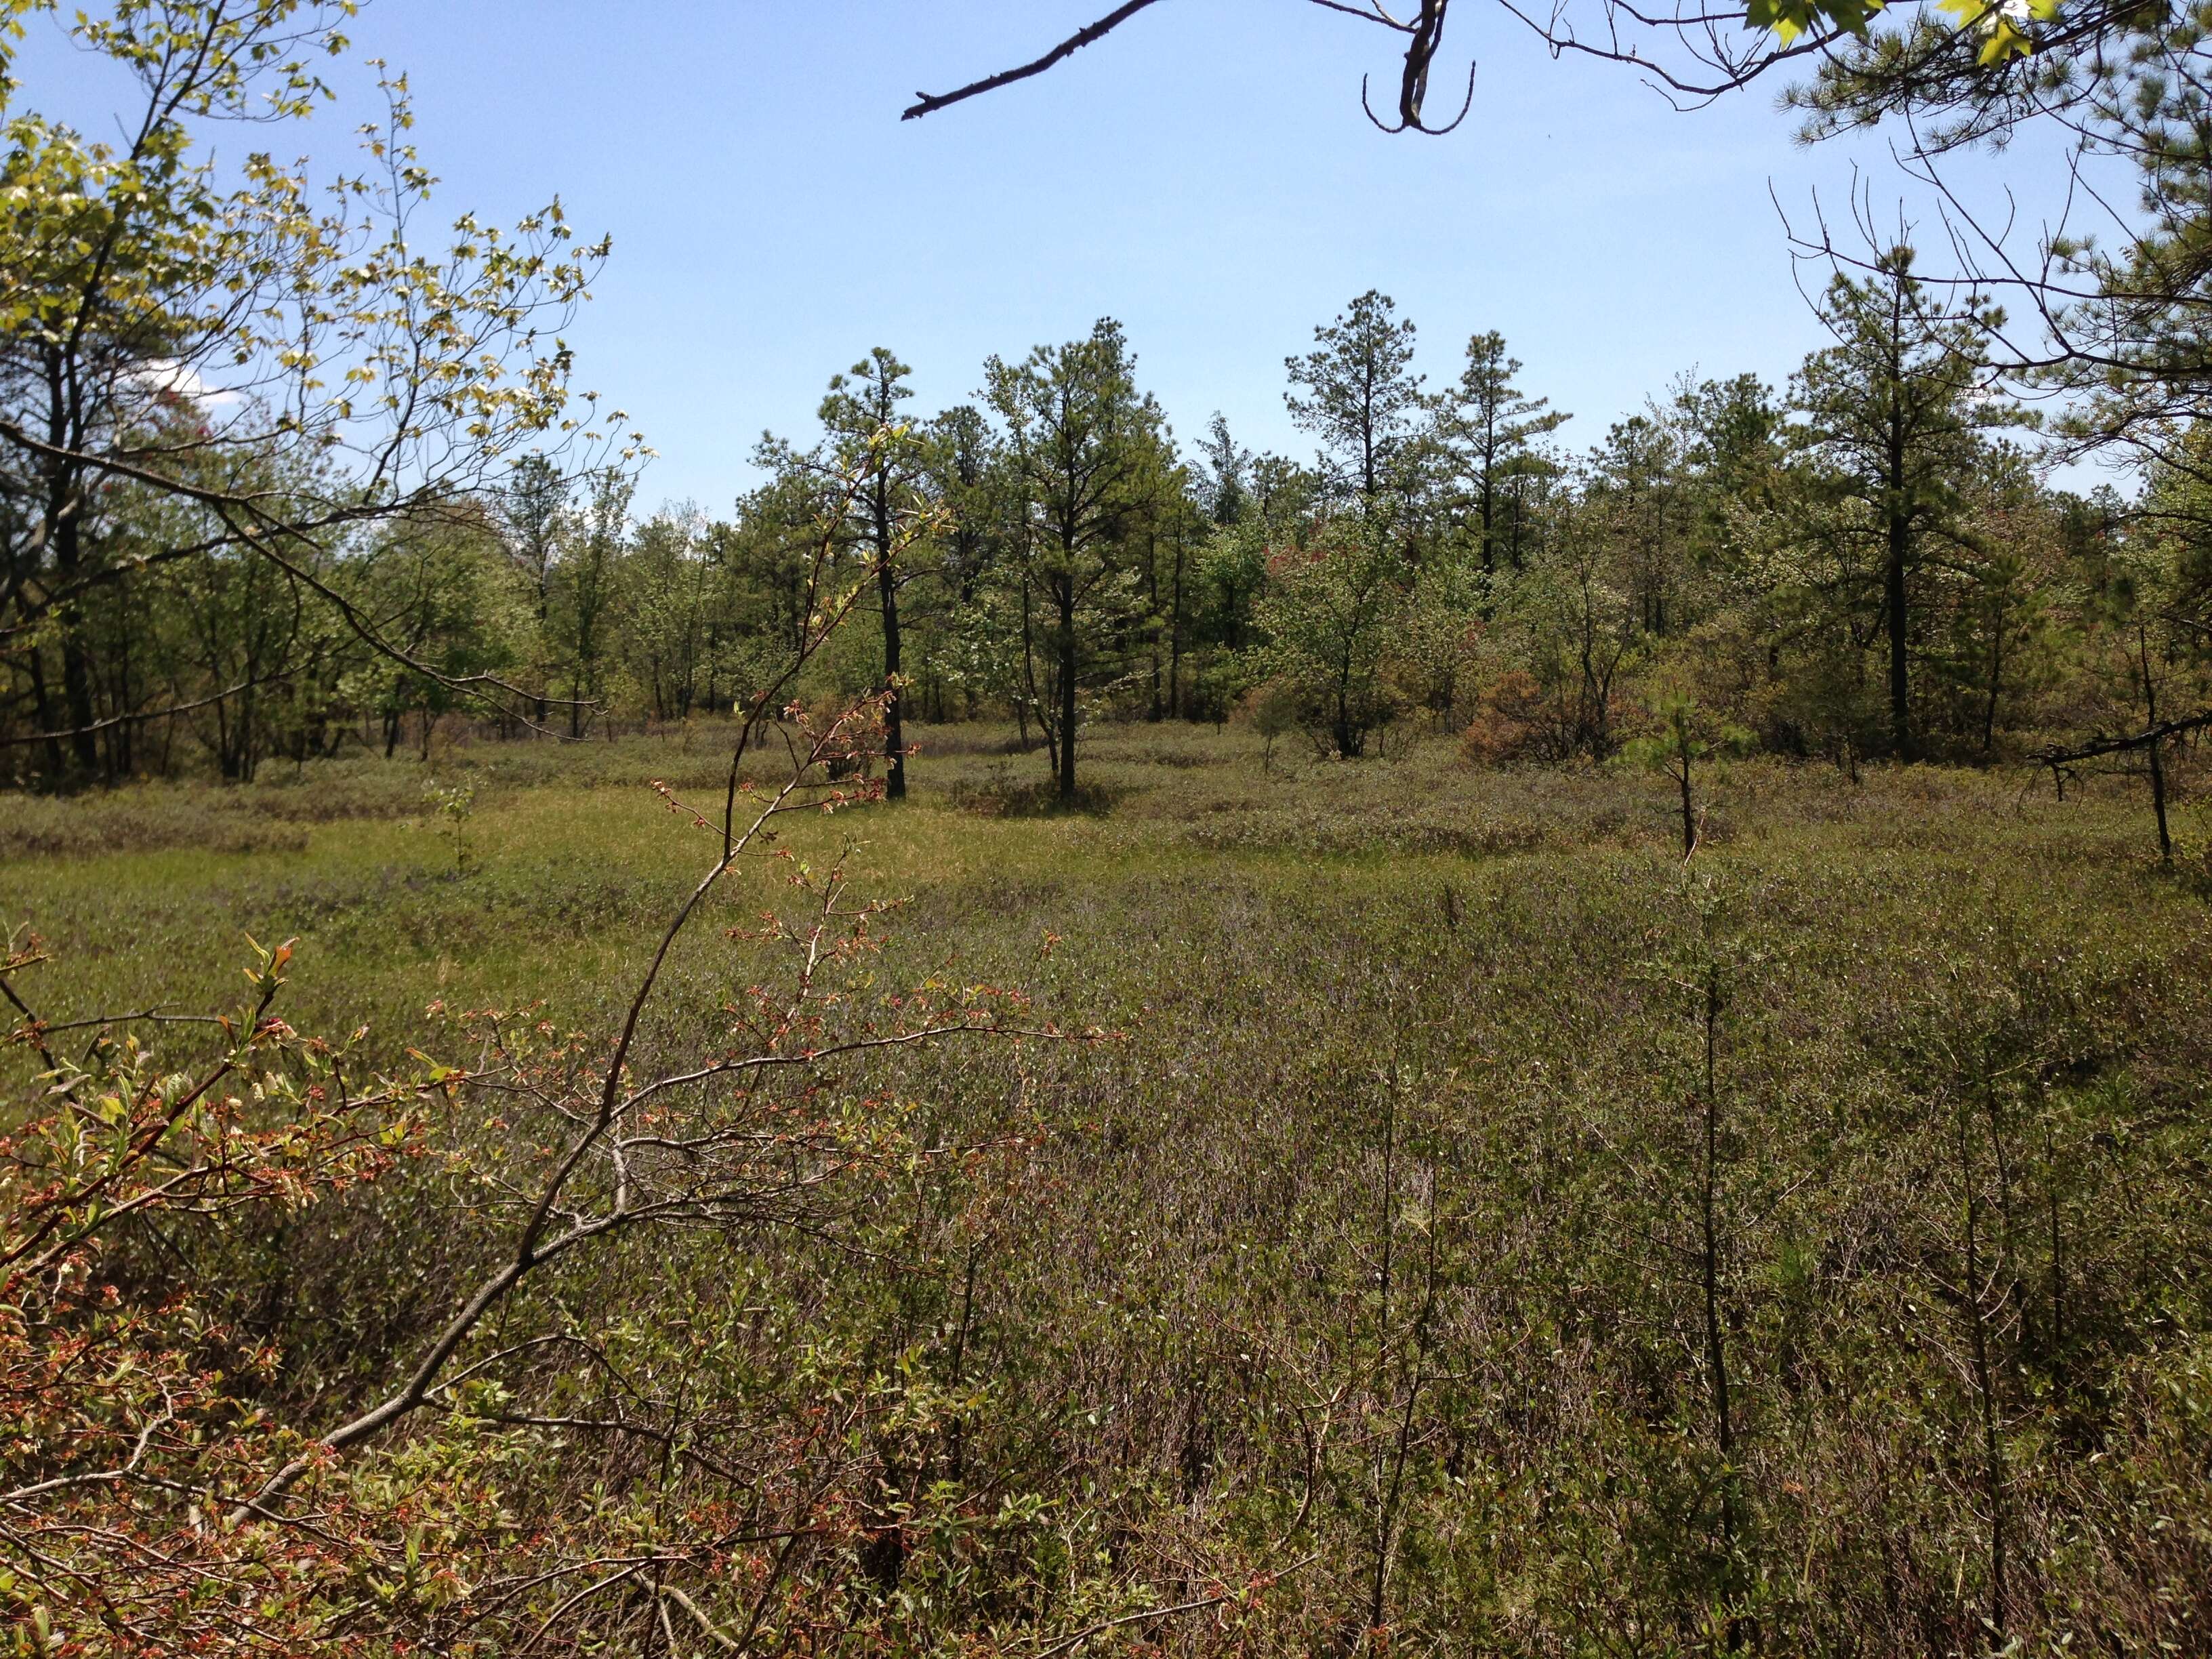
left=10, top=719, right=2193, bottom=1044
left=9, top=725, right=2211, bottom=1650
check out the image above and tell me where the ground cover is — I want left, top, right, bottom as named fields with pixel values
left=6, top=726, right=2209, bottom=1652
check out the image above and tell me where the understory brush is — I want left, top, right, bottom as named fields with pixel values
left=5, top=722, right=2209, bottom=1654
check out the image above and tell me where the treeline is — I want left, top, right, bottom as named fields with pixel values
left=12, top=260, right=2211, bottom=793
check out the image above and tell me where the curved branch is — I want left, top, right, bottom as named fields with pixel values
left=1364, top=55, right=1477, bottom=133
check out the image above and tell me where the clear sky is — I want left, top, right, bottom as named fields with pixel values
left=21, top=0, right=2097, bottom=509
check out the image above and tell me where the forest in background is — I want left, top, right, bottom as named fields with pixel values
left=6, top=1, right=2212, bottom=1656
left=13, top=273, right=2209, bottom=821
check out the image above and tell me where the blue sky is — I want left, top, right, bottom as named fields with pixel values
left=22, top=1, right=2100, bottom=508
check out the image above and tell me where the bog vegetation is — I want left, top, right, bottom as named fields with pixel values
left=4, top=2, right=2211, bottom=1656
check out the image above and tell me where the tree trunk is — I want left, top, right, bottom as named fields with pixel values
left=1018, top=577, right=1041, bottom=760
left=1144, top=525, right=1163, bottom=722
left=872, top=473, right=906, bottom=800
left=1981, top=593, right=2005, bottom=755
left=880, top=549, right=905, bottom=800
left=1478, top=466, right=1496, bottom=578
left=54, top=522, right=100, bottom=776
left=29, top=651, right=65, bottom=781
left=2141, top=628, right=2171, bottom=863
left=236, top=682, right=258, bottom=782
left=1057, top=581, right=1078, bottom=806
left=1885, top=506, right=1913, bottom=761
left=1168, top=527, right=1187, bottom=720
left=41, top=349, right=100, bottom=777
left=107, top=626, right=134, bottom=778
left=1679, top=754, right=1696, bottom=861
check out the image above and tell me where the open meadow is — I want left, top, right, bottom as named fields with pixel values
left=16, top=2, right=2212, bottom=1648
left=8, top=726, right=2210, bottom=1652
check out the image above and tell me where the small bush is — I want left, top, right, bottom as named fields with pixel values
left=1460, top=670, right=1565, bottom=765
left=947, top=763, right=1125, bottom=817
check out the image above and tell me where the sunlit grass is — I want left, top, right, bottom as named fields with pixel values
left=10, top=722, right=2210, bottom=1647
left=8, top=718, right=2200, bottom=1066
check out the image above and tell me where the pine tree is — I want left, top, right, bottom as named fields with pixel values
left=1286, top=291, right=1425, bottom=504
left=1793, top=249, right=2021, bottom=760
left=1439, top=332, right=1571, bottom=575
left=985, top=319, right=1172, bottom=804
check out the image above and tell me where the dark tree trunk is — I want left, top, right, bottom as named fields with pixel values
left=1982, top=602, right=2005, bottom=756
left=1018, top=577, right=1040, bottom=758
left=1679, top=753, right=1697, bottom=861
left=1885, top=506, right=1913, bottom=761
left=1057, top=577, right=1078, bottom=805
left=1168, top=526, right=1187, bottom=720
left=879, top=533, right=905, bottom=800
left=106, top=625, right=133, bottom=778
left=2148, top=737, right=2171, bottom=863
left=2141, top=626, right=2172, bottom=863
left=1143, top=525, right=1163, bottom=722
left=41, top=348, right=100, bottom=777
left=1478, top=464, right=1496, bottom=577
left=29, top=651, right=66, bottom=780
left=54, top=525, right=99, bottom=775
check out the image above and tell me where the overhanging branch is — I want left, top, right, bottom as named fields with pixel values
left=902, top=0, right=1172, bottom=121
left=901, top=0, right=1479, bottom=132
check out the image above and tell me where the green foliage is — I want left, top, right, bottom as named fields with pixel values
left=1286, top=289, right=1427, bottom=502
left=12, top=262, right=2167, bottom=792
left=1746, top=0, right=2053, bottom=59
left=1745, top=0, right=1884, bottom=44
left=422, top=778, right=474, bottom=871
left=1437, top=331, right=1573, bottom=575
left=1248, top=509, right=1414, bottom=757
left=983, top=317, right=1179, bottom=800
left=1, top=0, right=625, bottom=784
left=1622, top=691, right=1755, bottom=855
left=1621, top=692, right=1751, bottom=773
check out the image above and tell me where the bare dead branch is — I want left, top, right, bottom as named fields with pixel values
left=902, top=0, right=1172, bottom=121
